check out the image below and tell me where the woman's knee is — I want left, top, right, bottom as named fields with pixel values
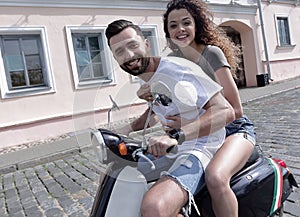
left=205, top=166, right=229, bottom=190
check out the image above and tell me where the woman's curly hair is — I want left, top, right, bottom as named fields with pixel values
left=163, top=0, right=241, bottom=77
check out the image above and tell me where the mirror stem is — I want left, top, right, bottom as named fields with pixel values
left=141, top=94, right=159, bottom=149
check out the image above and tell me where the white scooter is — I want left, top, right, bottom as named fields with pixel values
left=89, top=82, right=297, bottom=217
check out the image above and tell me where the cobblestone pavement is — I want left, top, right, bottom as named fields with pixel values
left=243, top=88, right=300, bottom=217
left=1, top=88, right=300, bottom=217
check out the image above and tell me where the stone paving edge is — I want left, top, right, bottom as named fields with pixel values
left=0, top=132, right=92, bottom=174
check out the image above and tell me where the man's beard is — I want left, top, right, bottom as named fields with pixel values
left=121, top=57, right=150, bottom=76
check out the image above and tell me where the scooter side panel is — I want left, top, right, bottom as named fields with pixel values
left=105, top=166, right=148, bottom=217
left=195, top=156, right=294, bottom=217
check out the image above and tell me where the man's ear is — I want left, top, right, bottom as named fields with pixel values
left=145, top=38, right=150, bottom=49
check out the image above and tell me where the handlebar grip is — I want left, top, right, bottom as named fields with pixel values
left=166, top=145, right=178, bottom=154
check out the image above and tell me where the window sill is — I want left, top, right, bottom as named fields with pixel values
left=276, top=44, right=296, bottom=50
left=75, top=79, right=115, bottom=90
left=1, top=86, right=55, bottom=99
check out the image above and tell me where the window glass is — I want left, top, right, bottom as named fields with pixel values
left=23, top=39, right=39, bottom=55
left=76, top=50, right=90, bottom=66
left=277, top=17, right=291, bottom=46
left=10, top=70, right=26, bottom=87
left=26, top=55, right=44, bottom=85
left=72, top=33, right=105, bottom=82
left=0, top=28, right=54, bottom=98
left=88, top=36, right=100, bottom=50
left=5, top=55, right=24, bottom=71
left=1, top=35, right=46, bottom=90
left=142, top=30, right=157, bottom=56
left=4, top=39, right=20, bottom=55
left=73, top=36, right=86, bottom=49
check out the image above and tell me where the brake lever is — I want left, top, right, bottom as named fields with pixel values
left=133, top=148, right=156, bottom=170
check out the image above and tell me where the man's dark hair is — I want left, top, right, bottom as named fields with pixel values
left=105, top=19, right=145, bottom=47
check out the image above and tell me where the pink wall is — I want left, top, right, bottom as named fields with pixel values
left=0, top=1, right=299, bottom=148
left=0, top=6, right=163, bottom=148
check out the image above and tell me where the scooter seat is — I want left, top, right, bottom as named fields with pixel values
left=244, top=145, right=260, bottom=167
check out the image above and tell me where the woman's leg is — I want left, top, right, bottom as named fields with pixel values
left=205, top=135, right=254, bottom=217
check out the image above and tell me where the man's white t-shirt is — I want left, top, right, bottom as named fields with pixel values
left=144, top=56, right=225, bottom=159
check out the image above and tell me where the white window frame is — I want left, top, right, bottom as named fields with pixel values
left=274, top=14, right=294, bottom=48
left=0, top=26, right=55, bottom=99
left=66, top=26, right=115, bottom=89
left=140, top=25, right=160, bottom=57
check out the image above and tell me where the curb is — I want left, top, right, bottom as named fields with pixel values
left=0, top=131, right=92, bottom=174
left=241, top=85, right=300, bottom=105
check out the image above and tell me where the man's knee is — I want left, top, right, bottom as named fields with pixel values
left=141, top=192, right=166, bottom=217
left=141, top=176, right=187, bottom=217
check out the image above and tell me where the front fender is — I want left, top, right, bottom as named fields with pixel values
left=90, top=165, right=148, bottom=217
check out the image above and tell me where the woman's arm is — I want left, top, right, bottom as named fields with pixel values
left=214, top=67, right=243, bottom=120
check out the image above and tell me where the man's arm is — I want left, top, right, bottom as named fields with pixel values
left=182, top=92, right=234, bottom=141
left=114, top=107, right=159, bottom=135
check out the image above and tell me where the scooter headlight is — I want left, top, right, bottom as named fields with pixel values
left=91, top=129, right=107, bottom=164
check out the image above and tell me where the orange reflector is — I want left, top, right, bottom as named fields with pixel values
left=118, top=142, right=127, bottom=155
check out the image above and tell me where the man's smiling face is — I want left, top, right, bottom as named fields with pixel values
left=109, top=27, right=151, bottom=76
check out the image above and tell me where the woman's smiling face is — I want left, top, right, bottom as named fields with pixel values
left=167, top=8, right=196, bottom=48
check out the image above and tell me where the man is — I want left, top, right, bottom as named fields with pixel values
left=105, top=19, right=234, bottom=217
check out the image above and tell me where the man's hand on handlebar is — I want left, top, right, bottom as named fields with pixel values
left=147, top=135, right=177, bottom=158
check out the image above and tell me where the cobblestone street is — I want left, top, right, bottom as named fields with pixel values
left=0, top=87, right=300, bottom=217
left=243, top=88, right=300, bottom=216
left=0, top=150, right=103, bottom=217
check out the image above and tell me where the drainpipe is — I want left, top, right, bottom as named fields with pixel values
left=257, top=0, right=273, bottom=81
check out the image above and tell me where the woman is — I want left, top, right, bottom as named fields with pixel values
left=137, top=0, right=256, bottom=216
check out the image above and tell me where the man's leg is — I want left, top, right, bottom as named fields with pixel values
left=141, top=176, right=187, bottom=217
left=141, top=153, right=205, bottom=217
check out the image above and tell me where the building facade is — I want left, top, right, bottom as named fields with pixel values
left=0, top=0, right=299, bottom=148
